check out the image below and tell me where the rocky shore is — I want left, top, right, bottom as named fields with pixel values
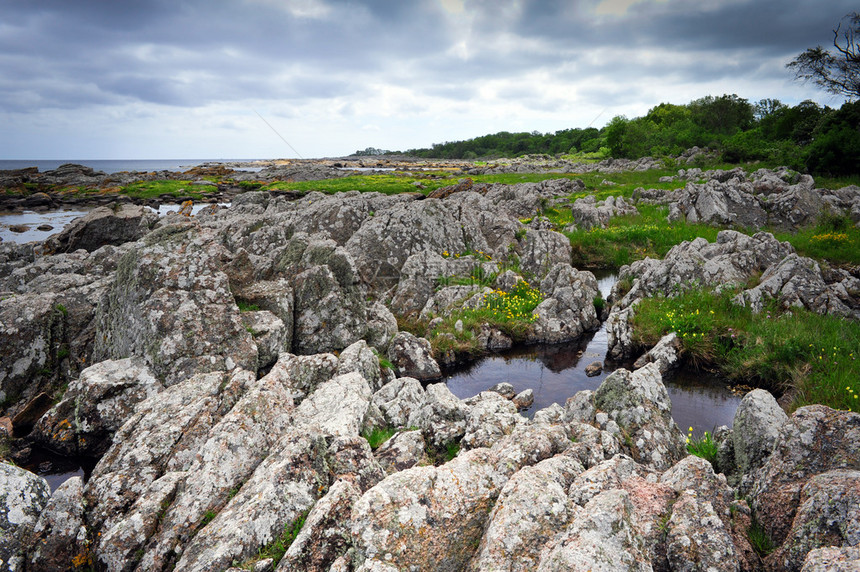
left=0, top=163, right=859, bottom=571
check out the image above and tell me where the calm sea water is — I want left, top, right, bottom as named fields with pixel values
left=0, top=159, right=263, bottom=174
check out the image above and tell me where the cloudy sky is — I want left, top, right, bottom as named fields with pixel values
left=1, top=0, right=855, bottom=159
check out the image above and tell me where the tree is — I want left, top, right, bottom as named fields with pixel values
left=787, top=12, right=860, bottom=100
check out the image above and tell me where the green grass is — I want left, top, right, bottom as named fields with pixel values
left=236, top=300, right=262, bottom=312
left=263, top=173, right=454, bottom=195
left=426, top=279, right=545, bottom=359
left=237, top=510, right=309, bottom=569
left=564, top=206, right=723, bottom=269
left=685, top=428, right=718, bottom=466
left=106, top=180, right=216, bottom=199
left=747, top=513, right=776, bottom=557
left=631, top=286, right=860, bottom=413
left=773, top=213, right=860, bottom=266
left=362, top=426, right=398, bottom=449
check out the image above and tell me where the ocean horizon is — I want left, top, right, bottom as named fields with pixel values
left=0, top=159, right=272, bottom=175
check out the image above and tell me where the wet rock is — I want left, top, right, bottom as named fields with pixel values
left=593, top=364, right=687, bottom=471
left=632, top=332, right=682, bottom=375
left=750, top=405, right=860, bottom=546
left=386, top=332, right=441, bottom=382
left=44, top=203, right=157, bottom=253
left=0, top=462, right=51, bottom=571
left=488, top=382, right=516, bottom=399
left=8, top=225, right=28, bottom=233
left=513, top=388, right=534, bottom=410
left=32, top=357, right=162, bottom=457
left=605, top=302, right=639, bottom=360
left=584, top=361, right=603, bottom=377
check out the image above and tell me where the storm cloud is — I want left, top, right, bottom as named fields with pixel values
left=1, top=0, right=855, bottom=158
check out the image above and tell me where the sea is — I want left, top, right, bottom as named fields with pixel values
left=0, top=159, right=265, bottom=174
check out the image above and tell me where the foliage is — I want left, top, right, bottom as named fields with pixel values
left=395, top=93, right=859, bottom=178
left=236, top=300, right=261, bottom=312
left=238, top=510, right=309, bottom=569
left=773, top=212, right=860, bottom=265
left=787, top=12, right=860, bottom=100
left=632, top=287, right=860, bottom=413
left=362, top=426, right=398, bottom=449
left=747, top=513, right=776, bottom=557
left=803, top=100, right=860, bottom=176
left=685, top=427, right=718, bottom=466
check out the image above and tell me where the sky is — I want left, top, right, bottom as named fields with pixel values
left=1, top=0, right=856, bottom=159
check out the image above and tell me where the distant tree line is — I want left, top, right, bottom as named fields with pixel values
left=403, top=95, right=860, bottom=177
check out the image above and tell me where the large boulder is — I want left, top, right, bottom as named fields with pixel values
left=44, top=203, right=157, bottom=253
left=593, top=364, right=687, bottom=471
left=0, top=463, right=51, bottom=571
left=767, top=469, right=860, bottom=572
left=731, top=389, right=789, bottom=488
left=536, top=489, right=652, bottom=571
left=349, top=423, right=569, bottom=571
left=386, top=332, right=441, bottom=382
left=32, top=357, right=163, bottom=457
left=734, top=253, right=860, bottom=319
left=92, top=225, right=258, bottom=385
left=529, top=264, right=600, bottom=344
left=25, top=476, right=88, bottom=572
left=750, top=405, right=860, bottom=547
left=471, top=455, right=584, bottom=570
left=289, top=238, right=369, bottom=354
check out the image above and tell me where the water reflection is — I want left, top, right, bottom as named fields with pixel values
left=20, top=447, right=97, bottom=493
left=443, top=269, right=744, bottom=433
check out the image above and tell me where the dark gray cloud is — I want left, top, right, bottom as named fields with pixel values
left=1, top=0, right=854, bottom=157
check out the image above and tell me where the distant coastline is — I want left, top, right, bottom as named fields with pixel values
left=0, top=159, right=269, bottom=175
